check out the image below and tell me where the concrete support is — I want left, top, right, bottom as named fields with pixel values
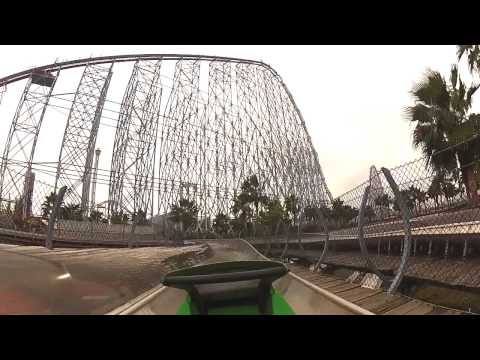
left=428, top=239, right=432, bottom=256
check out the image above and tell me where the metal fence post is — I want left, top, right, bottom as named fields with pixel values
left=381, top=167, right=412, bottom=295
left=46, top=186, right=67, bottom=250
left=357, top=184, right=386, bottom=280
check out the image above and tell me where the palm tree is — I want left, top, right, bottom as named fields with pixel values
left=405, top=65, right=480, bottom=203
left=408, top=185, right=425, bottom=214
left=231, top=175, right=266, bottom=237
left=442, top=179, right=459, bottom=206
left=427, top=173, right=444, bottom=210
left=457, top=45, right=480, bottom=75
left=374, top=194, right=392, bottom=220
left=416, top=189, right=428, bottom=214
left=41, top=192, right=57, bottom=220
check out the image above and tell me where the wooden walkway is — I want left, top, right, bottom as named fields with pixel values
left=288, top=264, right=463, bottom=315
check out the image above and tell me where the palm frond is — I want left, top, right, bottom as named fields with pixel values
left=458, top=45, right=480, bottom=74
left=450, top=64, right=458, bottom=89
left=411, top=69, right=449, bottom=107
left=466, top=83, right=480, bottom=107
left=469, top=46, right=480, bottom=74
left=457, top=45, right=472, bottom=61
left=458, top=78, right=466, bottom=103
left=404, top=104, right=431, bottom=124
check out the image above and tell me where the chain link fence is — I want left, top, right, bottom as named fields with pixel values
left=273, top=155, right=480, bottom=307
left=0, top=167, right=171, bottom=248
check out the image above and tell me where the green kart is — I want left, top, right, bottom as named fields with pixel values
left=162, top=260, right=295, bottom=315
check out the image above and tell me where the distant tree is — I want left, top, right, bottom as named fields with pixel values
left=213, top=212, right=230, bottom=236
left=416, top=188, right=428, bottom=213
left=170, top=198, right=198, bottom=231
left=89, top=210, right=104, bottom=223
left=134, top=209, right=150, bottom=226
left=60, top=203, right=82, bottom=221
left=284, top=194, right=299, bottom=227
left=303, top=205, right=319, bottom=222
left=110, top=211, right=129, bottom=225
left=41, top=192, right=57, bottom=220
left=231, top=174, right=266, bottom=236
left=408, top=186, right=422, bottom=213
left=330, top=199, right=358, bottom=227
left=427, top=173, right=444, bottom=209
left=374, top=194, right=391, bottom=209
left=442, top=179, right=459, bottom=205
left=259, top=198, right=286, bottom=231
left=364, top=205, right=376, bottom=223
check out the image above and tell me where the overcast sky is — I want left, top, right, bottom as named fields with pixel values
left=0, top=45, right=477, bottom=199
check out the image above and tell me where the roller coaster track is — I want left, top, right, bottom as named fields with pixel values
left=0, top=54, right=274, bottom=87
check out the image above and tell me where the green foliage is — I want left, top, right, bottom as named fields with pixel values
left=393, top=189, right=416, bottom=212
left=170, top=198, right=198, bottom=231
left=284, top=194, right=299, bottom=218
left=60, top=203, right=82, bottom=221
left=364, top=205, right=376, bottom=222
left=134, top=209, right=150, bottom=226
left=442, top=180, right=459, bottom=203
left=259, top=198, right=286, bottom=229
left=427, top=173, right=444, bottom=207
left=330, top=199, right=358, bottom=227
left=213, top=213, right=230, bottom=235
left=230, top=175, right=267, bottom=236
left=89, top=210, right=104, bottom=223
left=405, top=64, right=480, bottom=201
left=110, top=211, right=129, bottom=224
left=457, top=45, right=480, bottom=75
left=41, top=192, right=57, bottom=220
left=374, top=194, right=392, bottom=208
left=303, top=205, right=323, bottom=222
